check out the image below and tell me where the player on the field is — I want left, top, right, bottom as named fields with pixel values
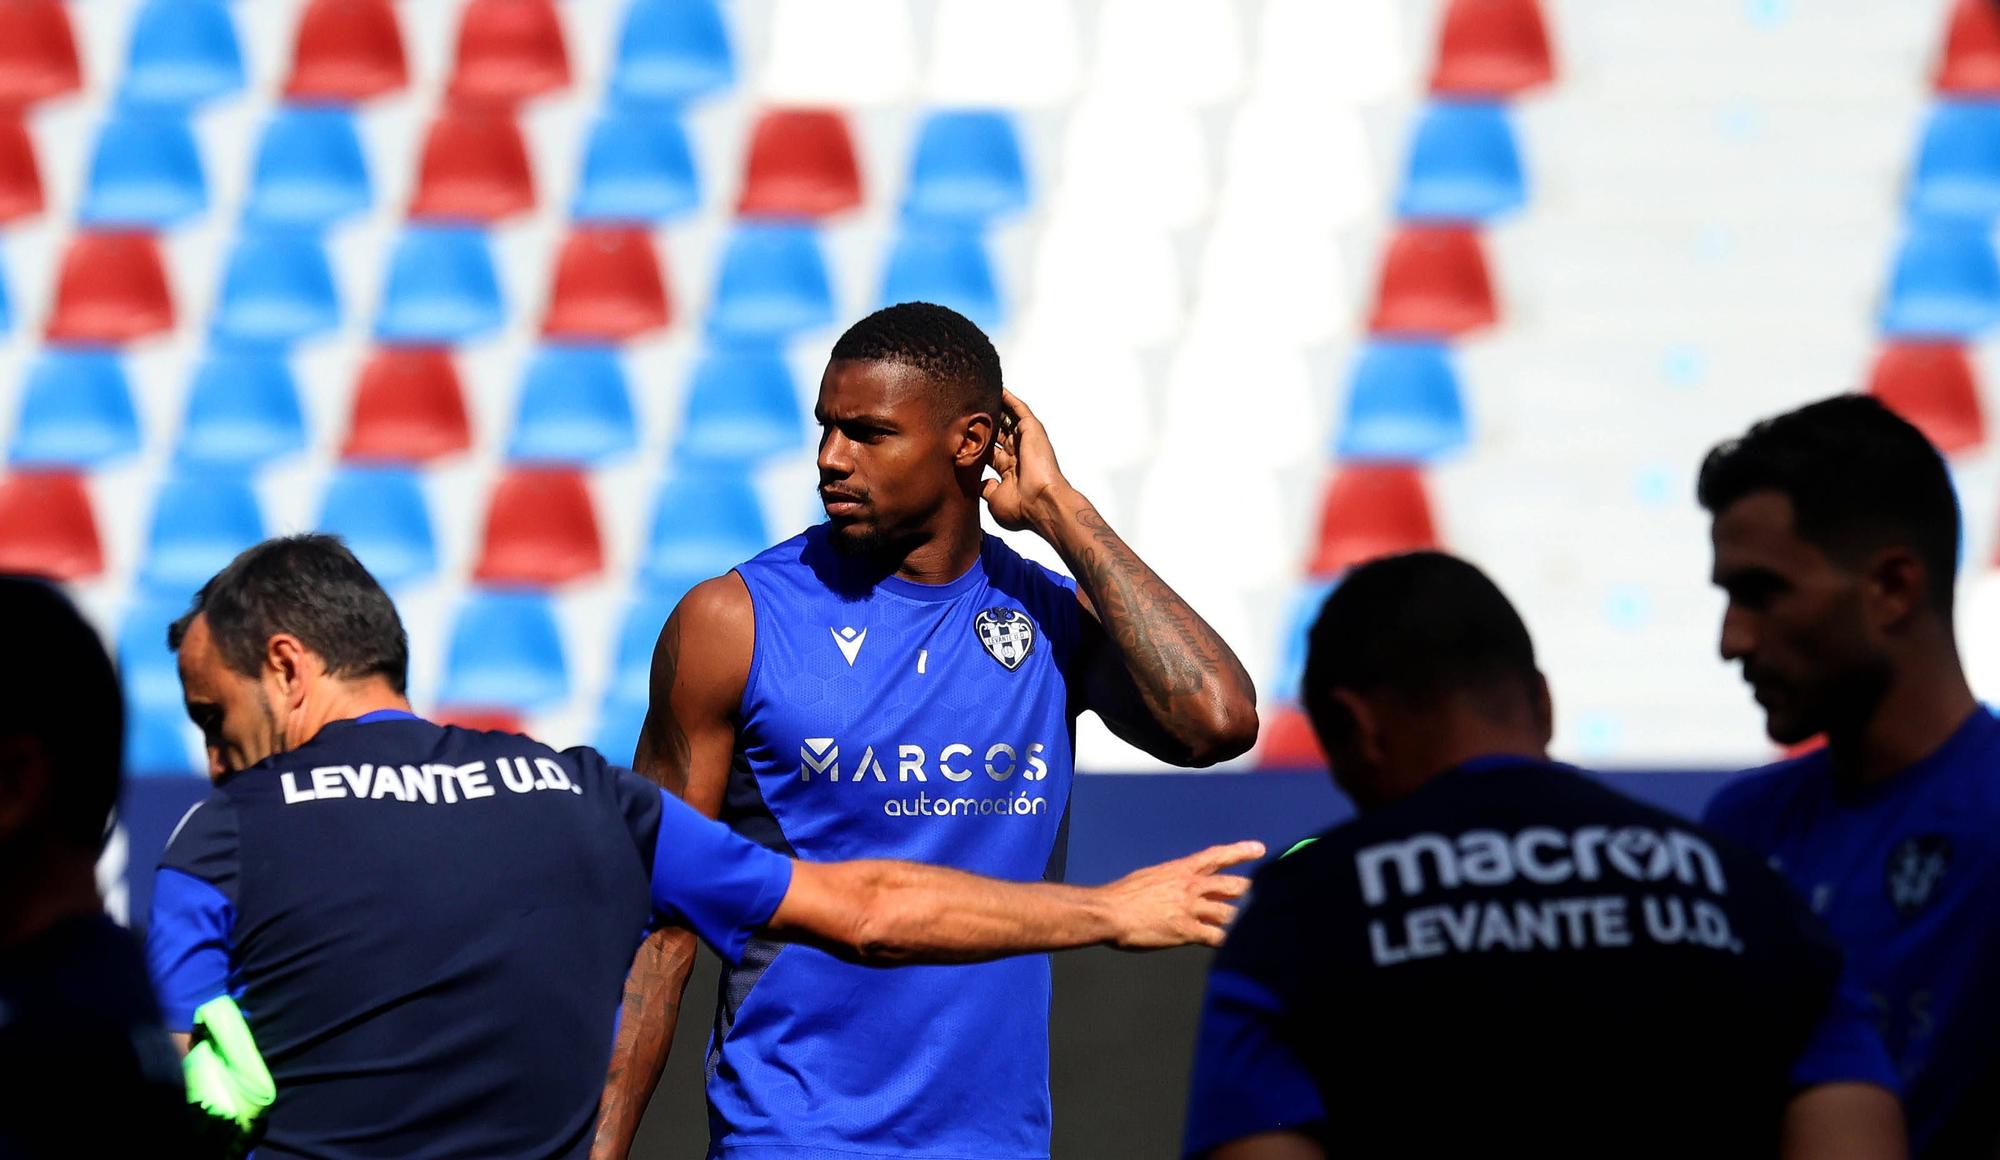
left=144, top=536, right=1262, bottom=1160
left=1699, top=396, right=2000, bottom=1157
left=1184, top=552, right=1905, bottom=1160
left=593, top=302, right=1260, bottom=1160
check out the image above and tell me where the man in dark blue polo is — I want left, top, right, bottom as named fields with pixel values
left=145, top=536, right=1257, bottom=1159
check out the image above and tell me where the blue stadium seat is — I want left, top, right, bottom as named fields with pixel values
left=439, top=591, right=569, bottom=711
left=127, top=705, right=200, bottom=778
left=1334, top=340, right=1470, bottom=462
left=611, top=592, right=685, bottom=704
left=316, top=466, right=436, bottom=588
left=11, top=349, right=141, bottom=468
left=903, top=110, right=1029, bottom=225
left=121, top=0, right=244, bottom=108
left=593, top=694, right=648, bottom=766
left=572, top=108, right=699, bottom=223
left=375, top=225, right=505, bottom=343
left=211, top=230, right=341, bottom=347
left=1395, top=100, right=1527, bottom=222
left=706, top=223, right=835, bottom=340
left=878, top=226, right=1001, bottom=330
left=1881, top=224, right=2000, bottom=338
left=118, top=598, right=186, bottom=713
left=638, top=468, right=768, bottom=594
left=1909, top=101, right=2000, bottom=225
left=674, top=346, right=804, bottom=464
left=139, top=474, right=267, bottom=598
left=611, top=0, right=735, bottom=106
left=177, top=351, right=307, bottom=468
left=78, top=113, right=206, bottom=228
left=507, top=345, right=638, bottom=465
left=1272, top=578, right=1338, bottom=703
left=244, top=106, right=372, bottom=229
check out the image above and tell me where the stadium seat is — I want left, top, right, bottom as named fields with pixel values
left=45, top=233, right=175, bottom=343
left=1162, top=337, right=1318, bottom=465
left=375, top=226, right=506, bottom=343
left=0, top=0, right=80, bottom=108
left=1429, top=0, right=1555, bottom=96
left=1003, top=329, right=1153, bottom=470
left=763, top=0, right=915, bottom=107
left=737, top=109, right=863, bottom=218
left=1254, top=705, right=1326, bottom=770
left=210, top=231, right=341, bottom=347
left=0, top=115, right=44, bottom=224
left=1397, top=101, right=1527, bottom=222
left=118, top=598, right=185, bottom=712
left=11, top=350, right=141, bottom=469
left=342, top=348, right=474, bottom=463
left=902, top=111, right=1028, bottom=226
left=610, top=593, right=681, bottom=704
left=315, top=466, right=437, bottom=587
left=1092, top=0, right=1244, bottom=108
left=177, top=352, right=307, bottom=469
left=1271, top=579, right=1338, bottom=704
left=432, top=708, right=526, bottom=734
left=1880, top=224, right=2000, bottom=338
left=138, top=474, right=267, bottom=597
left=1193, top=210, right=1348, bottom=345
left=409, top=109, right=536, bottom=223
left=706, top=223, right=835, bottom=339
left=1219, top=99, right=1375, bottom=233
left=1056, top=100, right=1209, bottom=230
left=438, top=591, right=569, bottom=711
left=593, top=696, right=648, bottom=766
left=126, top=706, right=199, bottom=778
left=0, top=472, right=101, bottom=580
left=674, top=346, right=804, bottom=464
left=1939, top=0, right=2000, bottom=95
left=1307, top=465, right=1439, bottom=577
left=1868, top=342, right=1986, bottom=455
left=447, top=0, right=569, bottom=105
left=472, top=467, right=605, bottom=586
left=926, top=0, right=1079, bottom=108
left=1026, top=215, right=1182, bottom=346
left=878, top=227, right=1001, bottom=331
left=541, top=227, right=672, bottom=341
left=1908, top=101, right=2000, bottom=225
left=1335, top=341, right=1471, bottom=463
left=1368, top=224, right=1498, bottom=337
left=285, top=0, right=407, bottom=102
left=572, top=109, right=700, bottom=223
left=637, top=469, right=768, bottom=594
left=120, top=0, right=243, bottom=108
left=1257, top=0, right=1404, bottom=104
left=611, top=0, right=736, bottom=107
left=508, top=344, right=638, bottom=465
left=244, top=106, right=372, bottom=229
left=78, top=113, right=206, bottom=228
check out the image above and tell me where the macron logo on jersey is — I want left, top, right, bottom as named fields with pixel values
left=831, top=626, right=866, bottom=666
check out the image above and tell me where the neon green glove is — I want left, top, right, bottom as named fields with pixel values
left=183, top=995, right=274, bottom=1149
left=1282, top=837, right=1319, bottom=858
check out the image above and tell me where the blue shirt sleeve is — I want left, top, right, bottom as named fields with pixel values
left=1183, top=969, right=1325, bottom=1158
left=145, top=868, right=234, bottom=1032
left=1791, top=970, right=1900, bottom=1093
left=646, top=787, right=793, bottom=965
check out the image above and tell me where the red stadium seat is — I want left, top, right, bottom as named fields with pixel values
left=409, top=109, right=536, bottom=222
left=1938, top=0, right=2000, bottom=94
left=342, top=348, right=473, bottom=463
left=473, top=467, right=605, bottom=587
left=1254, top=705, right=1326, bottom=771
left=1430, top=0, right=1555, bottom=96
left=0, top=0, right=80, bottom=108
left=542, top=226, right=672, bottom=341
left=45, top=232, right=174, bottom=343
left=1868, top=342, right=1985, bottom=455
left=737, top=109, right=863, bottom=219
left=447, top=0, right=569, bottom=106
left=432, top=707, right=525, bottom=734
left=1368, top=225, right=1498, bottom=337
left=1308, top=464, right=1439, bottom=577
left=285, top=0, right=408, bottom=102
left=0, top=114, right=44, bottom=223
left=0, top=472, right=101, bottom=581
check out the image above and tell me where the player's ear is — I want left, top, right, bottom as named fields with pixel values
left=265, top=634, right=315, bottom=709
left=956, top=411, right=995, bottom=469
left=1865, top=546, right=1927, bottom=630
left=0, top=734, right=51, bottom=846
left=1329, top=688, right=1389, bottom=770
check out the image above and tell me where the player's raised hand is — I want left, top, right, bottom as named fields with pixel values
left=1099, top=841, right=1265, bottom=950
left=981, top=389, right=1072, bottom=533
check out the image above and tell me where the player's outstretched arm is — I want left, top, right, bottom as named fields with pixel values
left=1781, top=1083, right=1906, bottom=1160
left=980, top=389, right=1258, bottom=767
left=764, top=841, right=1264, bottom=965
left=592, top=578, right=753, bottom=1160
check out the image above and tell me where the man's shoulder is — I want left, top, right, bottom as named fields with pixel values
left=1705, top=750, right=1824, bottom=836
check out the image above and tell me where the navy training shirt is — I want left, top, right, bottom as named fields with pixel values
left=145, top=711, right=792, bottom=1160
left=1184, top=758, right=1895, bottom=1159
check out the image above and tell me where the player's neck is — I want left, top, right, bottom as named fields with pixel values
left=890, top=504, right=986, bottom=585
left=0, top=843, right=100, bottom=950
left=292, top=680, right=416, bottom=748
left=1834, top=652, right=1978, bottom=785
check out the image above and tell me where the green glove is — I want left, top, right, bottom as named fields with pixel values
left=183, top=996, right=274, bottom=1153
left=1282, top=837, right=1319, bottom=858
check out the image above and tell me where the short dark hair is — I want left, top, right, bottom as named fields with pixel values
left=0, top=576, right=122, bottom=848
left=829, top=301, right=1003, bottom=420
left=168, top=535, right=409, bottom=693
left=1302, top=552, right=1539, bottom=735
left=1697, top=395, right=1960, bottom=613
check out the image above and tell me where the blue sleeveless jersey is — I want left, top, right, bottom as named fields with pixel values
left=711, top=525, right=1082, bottom=1160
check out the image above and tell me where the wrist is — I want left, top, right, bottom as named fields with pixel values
left=1083, top=881, right=1129, bottom=947
left=1026, top=481, right=1089, bottom=542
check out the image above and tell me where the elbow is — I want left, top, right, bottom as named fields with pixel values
left=1180, top=701, right=1260, bottom=768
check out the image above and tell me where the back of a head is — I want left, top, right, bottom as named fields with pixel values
left=0, top=576, right=122, bottom=851
left=829, top=301, right=1003, bottom=420
left=1698, top=394, right=1960, bottom=614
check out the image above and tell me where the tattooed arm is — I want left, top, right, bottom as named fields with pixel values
left=982, top=390, right=1258, bottom=767
left=591, top=577, right=755, bottom=1160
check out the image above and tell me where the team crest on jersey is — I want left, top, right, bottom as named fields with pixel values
left=1885, top=834, right=1952, bottom=918
left=974, top=607, right=1036, bottom=671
